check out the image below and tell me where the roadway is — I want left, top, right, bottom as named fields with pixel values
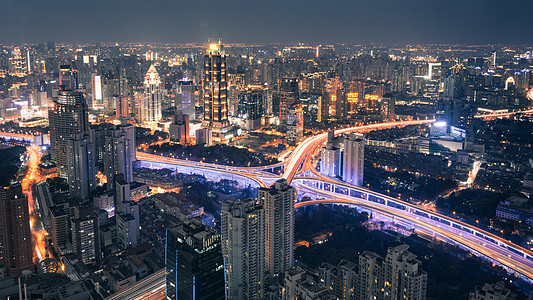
left=137, top=117, right=533, bottom=283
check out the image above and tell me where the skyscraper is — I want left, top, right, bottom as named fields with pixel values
left=203, top=41, right=228, bottom=128
left=104, top=125, right=135, bottom=188
left=380, top=93, right=396, bottom=122
left=258, top=179, right=296, bottom=277
left=279, top=77, right=299, bottom=122
left=144, top=65, right=163, bottom=123
left=49, top=87, right=90, bottom=178
left=221, top=199, right=265, bottom=300
left=203, top=41, right=232, bottom=142
left=320, top=131, right=341, bottom=177
left=165, top=219, right=225, bottom=300
left=342, top=133, right=365, bottom=186
left=0, top=184, right=33, bottom=276
left=67, top=133, right=96, bottom=199
left=238, top=86, right=264, bottom=130
left=286, top=103, right=303, bottom=145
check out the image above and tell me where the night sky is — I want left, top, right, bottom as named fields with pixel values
left=1, top=0, right=530, bottom=44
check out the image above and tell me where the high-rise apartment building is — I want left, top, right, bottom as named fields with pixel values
left=0, top=184, right=33, bottom=276
left=221, top=199, right=265, bottom=300
left=165, top=219, right=225, bottom=300
left=342, top=133, right=365, bottom=186
left=320, top=131, right=341, bottom=177
left=49, top=88, right=90, bottom=178
left=144, top=65, right=163, bottom=123
left=67, top=133, right=96, bottom=199
left=71, top=206, right=100, bottom=264
left=258, top=179, right=296, bottom=277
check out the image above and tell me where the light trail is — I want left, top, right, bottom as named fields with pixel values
left=474, top=108, right=533, bottom=119
left=132, top=117, right=533, bottom=282
left=21, top=145, right=49, bottom=262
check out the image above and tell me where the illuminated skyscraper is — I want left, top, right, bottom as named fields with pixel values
left=286, top=103, right=303, bottom=145
left=0, top=184, right=33, bottom=276
left=380, top=93, right=396, bottom=122
left=342, top=133, right=364, bottom=186
left=203, top=41, right=232, bottom=142
left=279, top=77, right=299, bottom=122
left=238, top=86, right=264, bottom=130
left=144, top=65, right=163, bottom=123
left=49, top=87, right=90, bottom=178
left=221, top=199, right=265, bottom=300
left=258, top=179, right=296, bottom=277
left=320, top=131, right=341, bottom=177
left=165, top=219, right=225, bottom=300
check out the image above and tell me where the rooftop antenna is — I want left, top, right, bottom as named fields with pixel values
left=218, top=32, right=223, bottom=45
left=208, top=32, right=212, bottom=43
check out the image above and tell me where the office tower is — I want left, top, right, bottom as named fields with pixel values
left=320, top=131, right=341, bottom=177
left=286, top=103, right=303, bottom=145
left=380, top=93, right=396, bottom=122
left=8, top=47, right=27, bottom=77
left=258, top=179, right=296, bottom=277
left=49, top=206, right=69, bottom=253
left=71, top=206, right=100, bottom=264
left=203, top=41, right=228, bottom=127
left=169, top=113, right=189, bottom=145
left=104, top=125, right=135, bottom=188
left=165, top=219, right=225, bottom=300
left=144, top=65, right=163, bottom=123
left=0, top=184, right=33, bottom=276
left=196, top=127, right=213, bottom=146
left=59, top=64, right=78, bottom=90
left=238, top=86, right=264, bottom=130
left=175, top=80, right=195, bottom=117
left=383, top=245, right=428, bottom=300
left=49, top=88, right=90, bottom=178
left=221, top=199, right=265, bottom=300
left=203, top=41, right=233, bottom=142
left=67, top=133, right=96, bottom=199
left=279, top=77, right=299, bottom=122
left=342, top=133, right=364, bottom=186
left=92, top=73, right=103, bottom=109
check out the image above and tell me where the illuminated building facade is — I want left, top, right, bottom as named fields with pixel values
left=144, top=65, right=163, bottom=123
left=320, top=131, right=341, bottom=177
left=286, top=103, right=303, bottom=145
left=49, top=89, right=90, bottom=178
left=165, top=219, right=225, bottom=300
left=203, top=41, right=233, bottom=142
left=238, top=86, right=264, bottom=130
left=258, top=179, right=295, bottom=277
left=342, top=133, right=365, bottom=186
left=221, top=199, right=265, bottom=300
left=279, top=77, right=299, bottom=122
left=0, top=184, right=33, bottom=276
left=380, top=93, right=396, bottom=122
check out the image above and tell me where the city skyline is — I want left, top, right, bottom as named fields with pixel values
left=1, top=0, right=532, bottom=44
